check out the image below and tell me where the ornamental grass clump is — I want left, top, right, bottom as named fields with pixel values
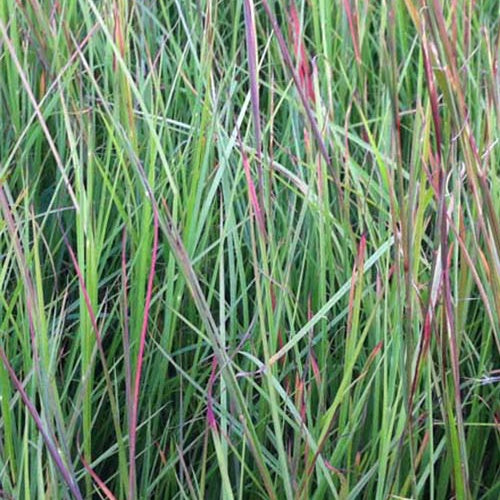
left=0, top=1, right=498, bottom=498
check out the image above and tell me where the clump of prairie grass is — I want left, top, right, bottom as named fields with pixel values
left=0, top=1, right=498, bottom=499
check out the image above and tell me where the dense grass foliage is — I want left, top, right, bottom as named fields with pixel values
left=0, top=1, right=498, bottom=498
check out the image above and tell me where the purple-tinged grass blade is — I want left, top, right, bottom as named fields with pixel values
left=0, top=347, right=83, bottom=500
left=243, top=0, right=262, bottom=159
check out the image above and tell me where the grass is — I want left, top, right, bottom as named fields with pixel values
left=0, top=0, right=498, bottom=498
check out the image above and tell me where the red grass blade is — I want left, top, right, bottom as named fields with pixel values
left=238, top=132, right=267, bottom=239
left=243, top=0, right=266, bottom=224
left=261, top=0, right=330, bottom=167
left=342, top=0, right=361, bottom=64
left=129, top=207, right=159, bottom=499
left=80, top=453, right=117, bottom=500
left=121, top=227, right=133, bottom=468
left=289, top=2, right=315, bottom=103
left=207, top=357, right=218, bottom=430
